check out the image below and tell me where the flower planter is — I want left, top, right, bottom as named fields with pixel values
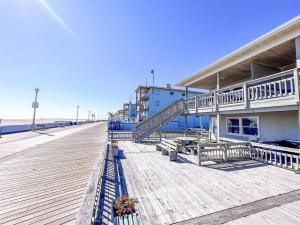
left=111, top=199, right=139, bottom=225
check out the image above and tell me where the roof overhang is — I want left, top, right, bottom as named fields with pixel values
left=177, top=16, right=300, bottom=89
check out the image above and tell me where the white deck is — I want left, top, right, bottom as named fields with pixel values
left=118, top=141, right=300, bottom=225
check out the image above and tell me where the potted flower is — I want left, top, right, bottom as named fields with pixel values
left=111, top=142, right=119, bottom=158
left=111, top=196, right=138, bottom=224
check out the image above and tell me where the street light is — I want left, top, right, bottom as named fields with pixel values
left=76, top=105, right=79, bottom=124
left=32, top=88, right=40, bottom=131
left=151, top=69, right=155, bottom=86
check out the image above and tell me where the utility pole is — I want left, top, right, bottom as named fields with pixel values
left=76, top=105, right=79, bottom=124
left=32, top=88, right=40, bottom=131
left=88, top=110, right=90, bottom=122
left=151, top=69, right=155, bottom=86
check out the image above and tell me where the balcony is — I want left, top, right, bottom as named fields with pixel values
left=185, top=68, right=300, bottom=114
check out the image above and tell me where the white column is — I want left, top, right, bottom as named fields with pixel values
left=216, top=72, right=220, bottom=143
left=296, top=36, right=300, bottom=68
left=185, top=86, right=188, bottom=137
left=296, top=37, right=300, bottom=141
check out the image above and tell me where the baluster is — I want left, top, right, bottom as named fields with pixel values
left=284, top=79, right=287, bottom=96
left=259, top=85, right=262, bottom=99
left=273, top=82, right=276, bottom=97
left=291, top=77, right=295, bottom=94
left=279, top=80, right=282, bottom=96
left=251, top=87, right=254, bottom=100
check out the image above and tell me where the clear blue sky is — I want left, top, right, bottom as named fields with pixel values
left=0, top=0, right=299, bottom=119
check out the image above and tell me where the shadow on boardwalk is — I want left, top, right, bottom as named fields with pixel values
left=203, top=159, right=268, bottom=172
left=95, top=148, right=128, bottom=225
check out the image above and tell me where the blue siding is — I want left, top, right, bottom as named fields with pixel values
left=147, top=88, right=209, bottom=131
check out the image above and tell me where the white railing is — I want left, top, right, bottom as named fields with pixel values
left=198, top=92, right=215, bottom=108
left=185, top=92, right=215, bottom=112
left=220, top=137, right=300, bottom=171
left=247, top=70, right=295, bottom=101
left=185, top=69, right=298, bottom=112
left=197, top=142, right=252, bottom=165
left=107, top=131, right=133, bottom=141
left=218, top=84, right=244, bottom=106
left=185, top=97, right=196, bottom=111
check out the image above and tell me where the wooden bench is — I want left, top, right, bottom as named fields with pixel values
left=156, top=139, right=177, bottom=161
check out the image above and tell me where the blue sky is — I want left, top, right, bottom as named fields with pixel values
left=0, top=0, right=300, bottom=119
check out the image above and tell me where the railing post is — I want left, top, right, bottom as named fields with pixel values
left=198, top=143, right=203, bottom=166
left=195, top=96, right=198, bottom=114
left=243, top=83, right=248, bottom=109
left=293, top=68, right=300, bottom=103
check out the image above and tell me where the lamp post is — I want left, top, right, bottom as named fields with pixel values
left=76, top=105, right=79, bottom=124
left=32, top=88, right=39, bottom=131
left=151, top=69, right=155, bottom=86
left=0, top=119, right=2, bottom=138
left=88, top=110, right=90, bottom=122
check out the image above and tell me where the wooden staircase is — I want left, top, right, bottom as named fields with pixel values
left=133, top=99, right=185, bottom=142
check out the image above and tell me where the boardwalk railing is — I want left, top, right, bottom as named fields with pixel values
left=197, top=142, right=251, bottom=165
left=185, top=69, right=299, bottom=113
left=107, top=130, right=198, bottom=142
left=219, top=137, right=300, bottom=171
left=108, top=131, right=133, bottom=141
left=250, top=142, right=300, bottom=171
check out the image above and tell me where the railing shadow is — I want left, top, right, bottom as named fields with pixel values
left=95, top=148, right=129, bottom=224
left=34, top=131, right=55, bottom=136
left=176, top=154, right=197, bottom=165
left=203, top=159, right=268, bottom=172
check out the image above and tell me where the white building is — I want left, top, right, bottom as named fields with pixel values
left=177, top=16, right=300, bottom=145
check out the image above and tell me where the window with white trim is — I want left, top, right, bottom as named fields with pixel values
left=242, top=118, right=258, bottom=135
left=227, top=118, right=240, bottom=134
left=226, top=117, right=259, bottom=136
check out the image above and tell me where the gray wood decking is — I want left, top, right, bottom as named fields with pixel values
left=118, top=141, right=300, bottom=225
left=0, top=123, right=106, bottom=225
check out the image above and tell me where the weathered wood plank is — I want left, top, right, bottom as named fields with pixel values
left=0, top=123, right=107, bottom=225
left=118, top=141, right=300, bottom=225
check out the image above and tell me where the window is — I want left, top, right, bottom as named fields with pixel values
left=242, top=118, right=258, bottom=135
left=227, top=118, right=240, bottom=134
left=155, top=100, right=160, bottom=106
left=226, top=117, right=259, bottom=136
left=170, top=92, right=174, bottom=95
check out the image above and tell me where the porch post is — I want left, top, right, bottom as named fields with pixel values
left=185, top=86, right=188, bottom=137
left=216, top=72, right=220, bottom=143
left=296, top=36, right=300, bottom=68
left=296, top=37, right=300, bottom=141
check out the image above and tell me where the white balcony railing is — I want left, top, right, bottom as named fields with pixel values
left=185, top=68, right=299, bottom=113
left=218, top=85, right=244, bottom=106
left=247, top=70, right=295, bottom=101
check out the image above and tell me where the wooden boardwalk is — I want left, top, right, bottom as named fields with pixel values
left=0, top=123, right=106, bottom=225
left=118, top=141, right=300, bottom=225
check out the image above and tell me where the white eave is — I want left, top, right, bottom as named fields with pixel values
left=177, top=15, right=300, bottom=87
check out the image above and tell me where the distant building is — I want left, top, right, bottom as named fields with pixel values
left=122, top=102, right=136, bottom=123
left=135, top=84, right=209, bottom=131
